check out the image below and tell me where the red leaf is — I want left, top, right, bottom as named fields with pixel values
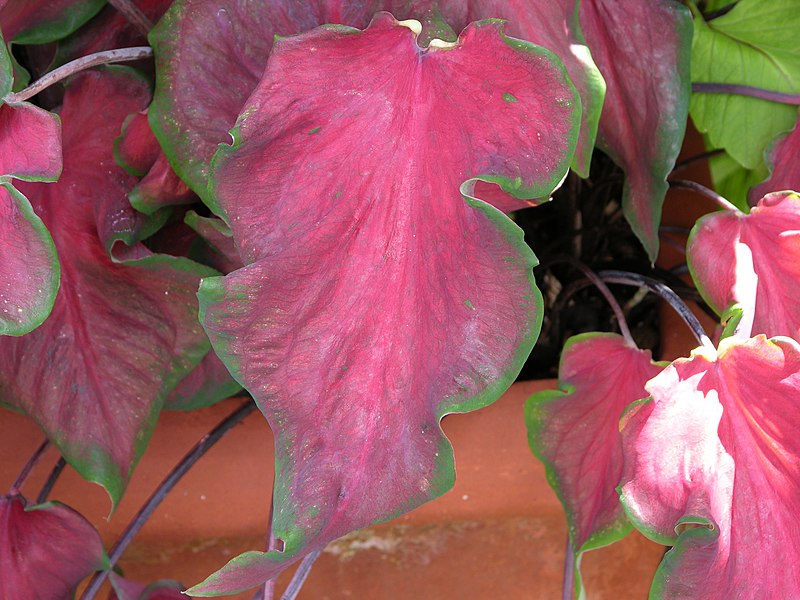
left=1, top=68, right=216, bottom=508
left=750, top=116, right=800, bottom=203
left=0, top=100, right=61, bottom=336
left=687, top=191, right=800, bottom=340
left=109, top=572, right=184, bottom=600
left=115, top=111, right=159, bottom=178
left=430, top=0, right=605, bottom=179
left=0, top=0, right=104, bottom=43
left=619, top=336, right=800, bottom=598
left=579, top=0, right=692, bottom=261
left=149, top=0, right=381, bottom=200
left=114, top=109, right=196, bottom=214
left=0, top=183, right=59, bottom=336
left=526, top=334, right=664, bottom=596
left=183, top=211, right=241, bottom=275
left=0, top=102, right=61, bottom=182
left=0, top=495, right=107, bottom=600
left=55, top=0, right=174, bottom=63
left=192, top=15, right=577, bottom=595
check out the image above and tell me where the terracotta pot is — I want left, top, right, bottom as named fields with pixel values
left=1, top=380, right=664, bottom=599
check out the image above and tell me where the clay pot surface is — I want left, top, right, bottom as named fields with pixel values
left=1, top=380, right=663, bottom=599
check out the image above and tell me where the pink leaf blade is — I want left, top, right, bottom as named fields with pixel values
left=114, top=110, right=159, bottom=178
left=191, top=14, right=578, bottom=594
left=687, top=191, right=800, bottom=340
left=1, top=68, right=216, bottom=508
left=129, top=152, right=196, bottom=216
left=580, top=0, right=692, bottom=262
left=148, top=0, right=384, bottom=201
left=619, top=336, right=800, bottom=598
left=750, top=116, right=800, bottom=203
left=0, top=495, right=108, bottom=600
left=0, top=183, right=59, bottom=336
left=432, top=0, right=606, bottom=179
left=526, top=333, right=664, bottom=598
left=0, top=102, right=62, bottom=183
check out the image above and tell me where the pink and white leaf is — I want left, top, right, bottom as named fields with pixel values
left=687, top=191, right=800, bottom=340
left=619, top=335, right=800, bottom=598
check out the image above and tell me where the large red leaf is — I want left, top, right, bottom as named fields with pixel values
left=579, top=0, right=692, bottom=261
left=687, top=191, right=800, bottom=340
left=619, top=335, right=800, bottom=598
left=526, top=333, right=664, bottom=598
left=750, top=117, right=800, bottom=203
left=151, top=0, right=601, bottom=210
left=192, top=14, right=578, bottom=595
left=0, top=68, right=216, bottom=508
left=0, top=494, right=108, bottom=599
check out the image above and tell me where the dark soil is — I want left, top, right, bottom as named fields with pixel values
left=515, top=152, right=662, bottom=380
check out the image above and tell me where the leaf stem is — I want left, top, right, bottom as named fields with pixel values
left=562, top=536, right=575, bottom=600
left=692, top=82, right=800, bottom=106
left=107, top=0, right=153, bottom=36
left=9, top=438, right=49, bottom=496
left=4, top=47, right=153, bottom=104
left=546, top=256, right=636, bottom=347
left=36, top=456, right=66, bottom=504
left=598, top=270, right=715, bottom=351
left=669, top=179, right=740, bottom=213
left=280, top=550, right=322, bottom=600
left=671, top=148, right=723, bottom=174
left=80, top=399, right=257, bottom=600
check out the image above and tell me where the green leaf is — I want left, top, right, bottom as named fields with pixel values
left=690, top=0, right=800, bottom=170
left=707, top=151, right=767, bottom=212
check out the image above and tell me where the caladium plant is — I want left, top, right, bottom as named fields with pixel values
left=1, top=0, right=799, bottom=599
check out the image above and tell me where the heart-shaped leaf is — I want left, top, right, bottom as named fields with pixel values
left=687, top=191, right=800, bottom=340
left=526, top=333, right=664, bottom=599
left=580, top=0, right=692, bottom=262
left=0, top=495, right=108, bottom=599
left=750, top=116, right=800, bottom=203
left=0, top=68, right=216, bottom=508
left=690, top=0, right=800, bottom=171
left=191, top=14, right=578, bottom=595
left=619, top=335, right=800, bottom=598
